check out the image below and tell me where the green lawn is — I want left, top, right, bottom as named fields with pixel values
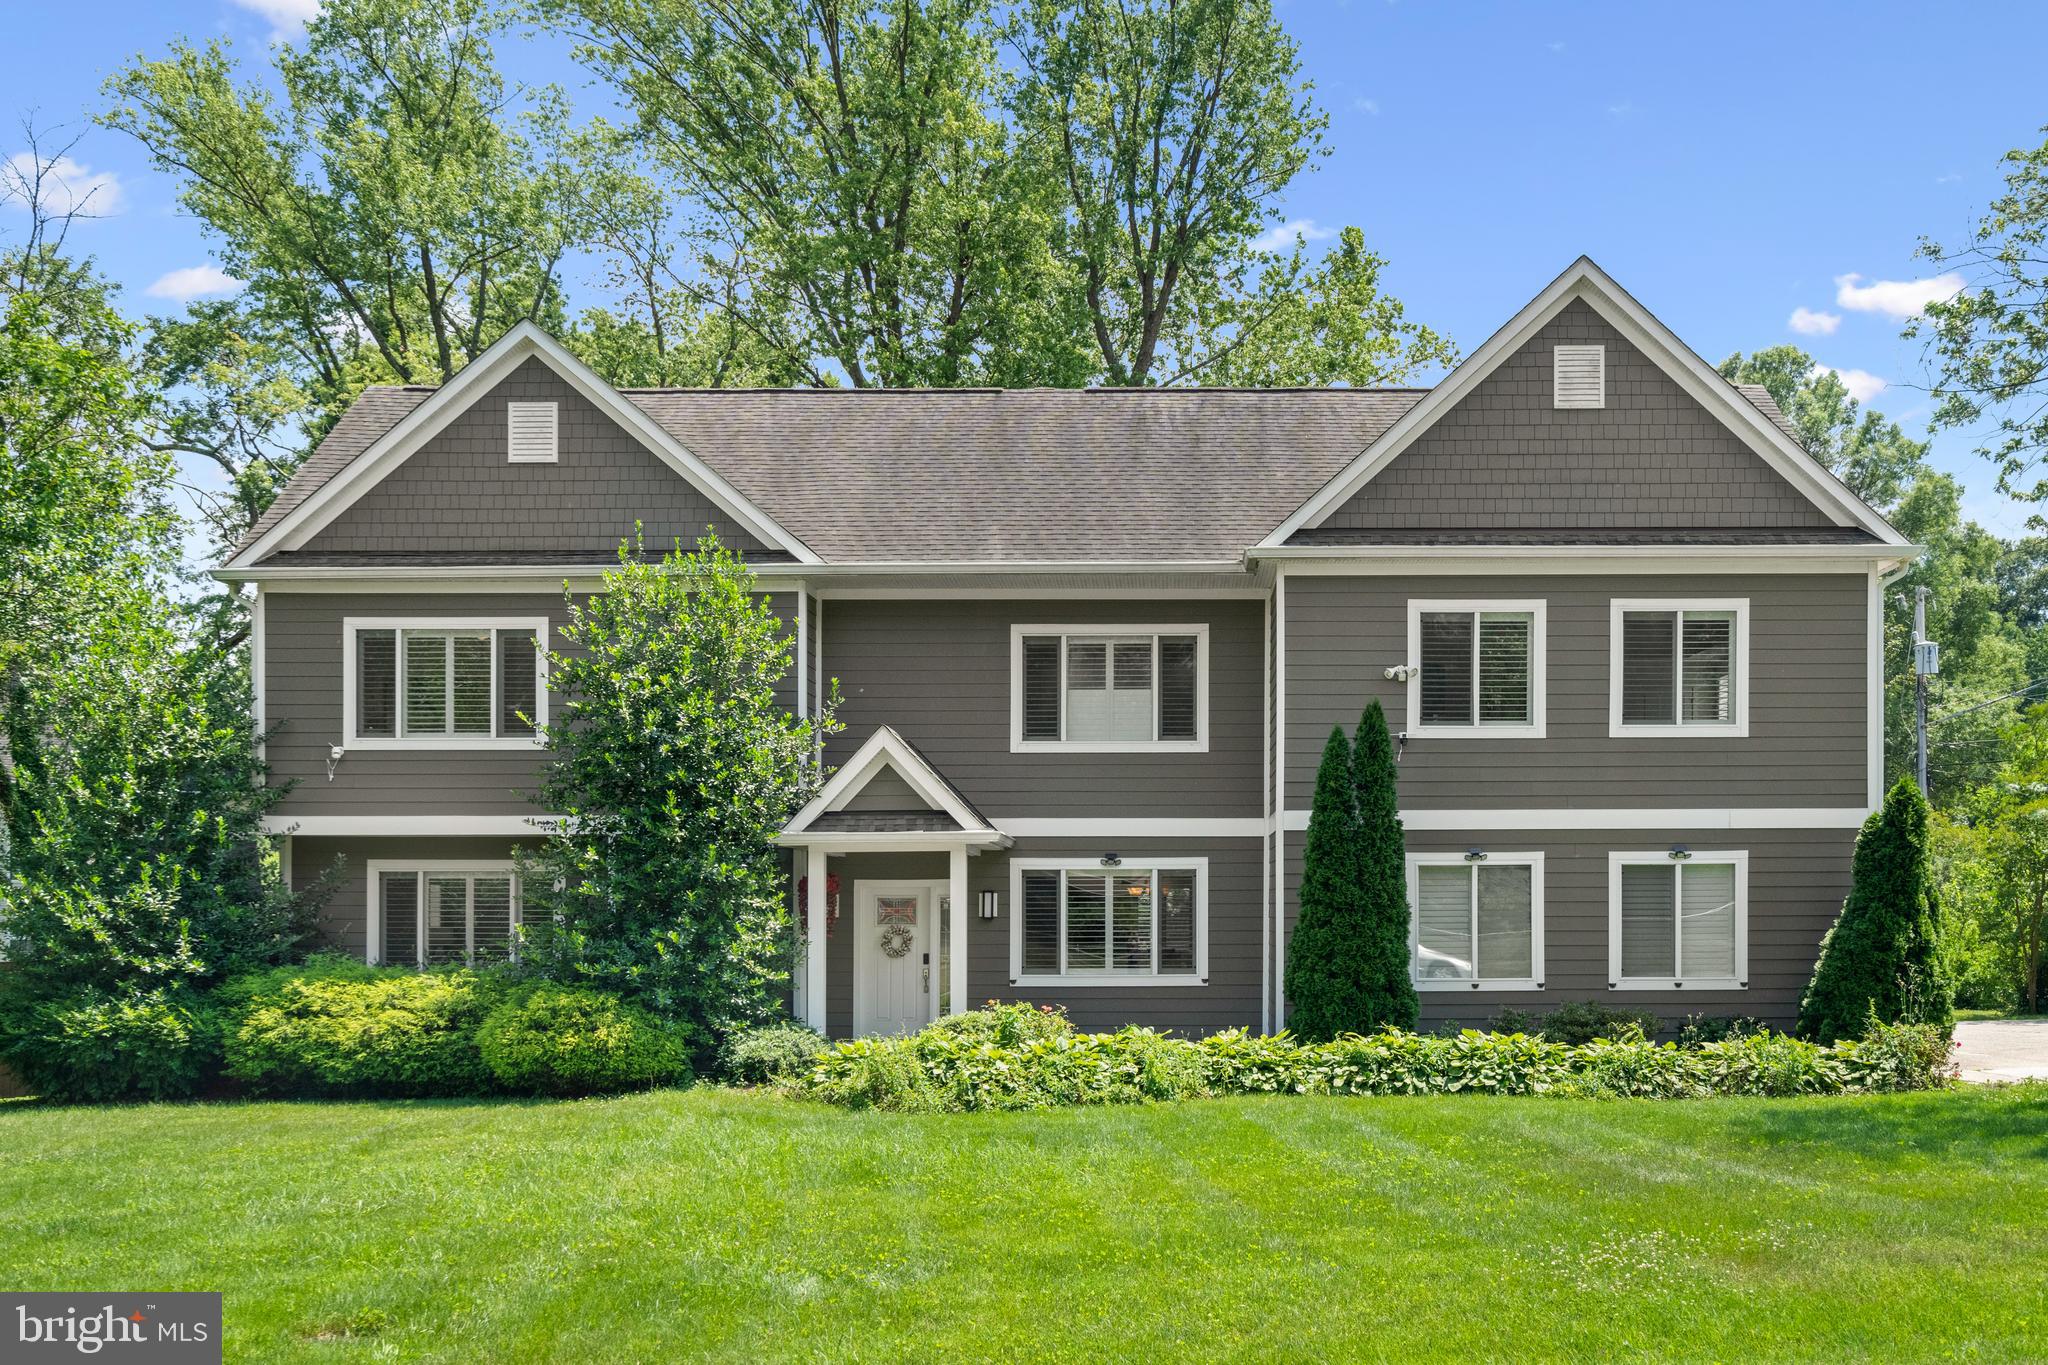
left=3, top=1087, right=2044, bottom=1363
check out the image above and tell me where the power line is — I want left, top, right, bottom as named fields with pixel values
left=1928, top=677, right=2048, bottom=727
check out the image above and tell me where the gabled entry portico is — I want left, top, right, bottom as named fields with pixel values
left=777, top=727, right=1010, bottom=1036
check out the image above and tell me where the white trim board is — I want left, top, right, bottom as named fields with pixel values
left=1606, top=598, right=1750, bottom=739
left=1001, top=818, right=1264, bottom=838
left=1260, top=257, right=1910, bottom=548
left=781, top=725, right=1006, bottom=844
left=226, top=321, right=819, bottom=568
left=262, top=815, right=555, bottom=837
left=1278, top=807, right=1871, bottom=832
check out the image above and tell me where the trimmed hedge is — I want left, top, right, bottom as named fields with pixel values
left=6, top=986, right=218, bottom=1104
left=224, top=967, right=513, bottom=1097
left=718, top=1019, right=828, bottom=1084
left=477, top=986, right=696, bottom=1096
left=796, top=1009, right=1956, bottom=1112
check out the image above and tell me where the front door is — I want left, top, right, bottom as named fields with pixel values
left=853, top=882, right=934, bottom=1037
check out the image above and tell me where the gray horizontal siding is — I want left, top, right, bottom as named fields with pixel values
left=264, top=589, right=796, bottom=819
left=291, top=835, right=542, bottom=958
left=1321, top=299, right=1832, bottom=530
left=1283, top=572, right=1868, bottom=809
left=822, top=598, right=1262, bottom=819
left=303, top=358, right=771, bottom=557
left=1281, top=826, right=1855, bottom=1030
left=803, top=839, right=1263, bottom=1038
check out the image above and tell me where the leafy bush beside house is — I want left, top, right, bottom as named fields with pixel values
left=477, top=986, right=697, bottom=1096
left=224, top=968, right=513, bottom=1098
left=717, top=1019, right=828, bottom=1084
left=1800, top=779, right=1956, bottom=1043
left=516, top=534, right=840, bottom=1046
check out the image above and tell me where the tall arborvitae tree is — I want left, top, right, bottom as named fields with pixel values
left=1798, top=778, right=1954, bottom=1043
left=1351, top=700, right=1419, bottom=1032
left=1285, top=725, right=1364, bottom=1040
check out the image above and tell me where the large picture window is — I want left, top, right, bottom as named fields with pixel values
left=1011, top=626, right=1207, bottom=751
left=369, top=863, right=527, bottom=966
left=345, top=617, right=547, bottom=748
left=1610, top=599, right=1748, bottom=737
left=1406, top=600, right=1546, bottom=738
left=1009, top=859, right=1207, bottom=985
left=1407, top=853, right=1544, bottom=991
left=1608, top=851, right=1747, bottom=990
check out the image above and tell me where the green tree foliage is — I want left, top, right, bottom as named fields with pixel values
left=1799, top=779, right=1954, bottom=1043
left=1944, top=706, right=2048, bottom=1012
left=518, top=535, right=839, bottom=1037
left=1717, top=347, right=1932, bottom=510
left=1350, top=700, right=1418, bottom=1032
left=102, top=0, right=592, bottom=541
left=1285, top=702, right=1416, bottom=1040
left=1911, top=125, right=2048, bottom=506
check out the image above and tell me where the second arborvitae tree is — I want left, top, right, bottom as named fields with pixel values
left=1797, top=777, right=1953, bottom=1043
left=1351, top=700, right=1420, bottom=1032
left=1285, top=700, right=1418, bottom=1039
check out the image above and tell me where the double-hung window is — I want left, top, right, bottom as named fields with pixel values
left=1010, top=858, right=1206, bottom=985
left=1012, top=625, right=1207, bottom=751
left=1610, top=599, right=1748, bottom=736
left=369, top=863, right=526, bottom=966
left=1608, top=851, right=1747, bottom=990
left=344, top=617, right=547, bottom=748
left=1408, top=853, right=1544, bottom=991
left=1407, top=600, right=1546, bottom=738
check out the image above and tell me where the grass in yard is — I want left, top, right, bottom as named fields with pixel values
left=2, top=1086, right=2044, bottom=1363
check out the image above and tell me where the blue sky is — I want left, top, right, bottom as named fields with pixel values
left=8, top=0, right=2047, bottom=538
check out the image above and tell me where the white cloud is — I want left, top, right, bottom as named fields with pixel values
left=1934, top=172, right=1962, bottom=185
left=1833, top=271, right=1963, bottom=319
left=1352, top=97, right=1380, bottom=115
left=1809, top=363, right=1887, bottom=404
left=1250, top=218, right=1338, bottom=254
left=1605, top=100, right=1637, bottom=118
left=1547, top=40, right=1567, bottom=52
left=146, top=264, right=244, bottom=303
left=3, top=152, right=124, bottom=217
left=230, top=0, right=321, bottom=40
left=1787, top=306, right=1841, bottom=337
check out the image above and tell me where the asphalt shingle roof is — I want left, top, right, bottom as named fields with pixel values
left=234, top=380, right=1835, bottom=565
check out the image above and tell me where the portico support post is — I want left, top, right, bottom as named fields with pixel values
left=948, top=844, right=969, bottom=1016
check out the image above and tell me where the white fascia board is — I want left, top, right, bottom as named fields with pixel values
left=224, top=322, right=819, bottom=570
left=1260, top=257, right=1911, bottom=548
left=262, top=815, right=558, bottom=837
left=783, top=725, right=989, bottom=837
left=1256, top=546, right=1921, bottom=576
left=1277, top=807, right=1872, bottom=832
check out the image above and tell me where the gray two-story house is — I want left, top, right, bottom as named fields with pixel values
left=219, top=259, right=1915, bottom=1037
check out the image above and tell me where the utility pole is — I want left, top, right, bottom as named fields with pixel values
left=1913, top=586, right=1933, bottom=798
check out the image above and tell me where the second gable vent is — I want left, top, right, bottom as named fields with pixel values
left=507, top=401, right=559, bottom=463
left=1553, top=345, right=1605, bottom=409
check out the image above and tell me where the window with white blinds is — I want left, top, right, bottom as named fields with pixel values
left=1610, top=600, right=1747, bottom=735
left=1408, top=601, right=1545, bottom=737
left=346, top=618, right=547, bottom=746
left=1609, top=852, right=1746, bottom=989
left=1012, top=626, right=1206, bottom=750
left=1408, top=854, right=1543, bottom=990
left=372, top=866, right=524, bottom=966
left=1011, top=860, right=1205, bottom=983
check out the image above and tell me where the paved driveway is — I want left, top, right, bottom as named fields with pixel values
left=1952, top=1019, right=2048, bottom=1083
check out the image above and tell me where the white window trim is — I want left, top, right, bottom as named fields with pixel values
left=506, top=400, right=559, bottom=463
left=1405, top=599, right=1547, bottom=739
left=1608, top=598, right=1750, bottom=738
left=1406, top=851, right=1545, bottom=992
left=365, top=859, right=522, bottom=967
left=1008, top=855, right=1208, bottom=988
left=1606, top=850, right=1749, bottom=991
left=1009, top=624, right=1210, bottom=753
left=343, top=616, right=549, bottom=751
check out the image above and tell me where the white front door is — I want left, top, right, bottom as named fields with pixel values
left=853, top=881, right=935, bottom=1037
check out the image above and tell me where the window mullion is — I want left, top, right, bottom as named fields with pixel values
left=1057, top=870, right=1068, bottom=975
left=1150, top=869, right=1160, bottom=975
left=1470, top=613, right=1482, bottom=723
left=414, top=872, right=425, bottom=967
left=1469, top=865, right=1482, bottom=981
left=1672, top=612, right=1685, bottom=728
left=1152, top=635, right=1161, bottom=742
left=444, top=636, right=456, bottom=737
left=1058, top=638, right=1068, bottom=743
left=489, top=629, right=501, bottom=740
left=465, top=876, right=476, bottom=965
left=395, top=632, right=406, bottom=738
left=1672, top=864, right=1684, bottom=981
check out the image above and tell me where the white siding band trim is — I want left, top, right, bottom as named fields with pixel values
left=264, top=815, right=556, bottom=836
left=1003, top=818, right=1265, bottom=838
left=1278, top=807, right=1870, bottom=832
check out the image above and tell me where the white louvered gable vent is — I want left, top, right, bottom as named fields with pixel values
left=1553, top=345, right=1605, bottom=409
left=507, top=401, right=559, bottom=463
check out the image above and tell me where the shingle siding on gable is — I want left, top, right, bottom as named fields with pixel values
left=302, top=358, right=771, bottom=557
left=1321, top=300, right=1835, bottom=530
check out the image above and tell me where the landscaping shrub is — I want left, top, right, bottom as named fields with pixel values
left=797, top=1006, right=1952, bottom=1113
left=1490, top=1000, right=1662, bottom=1044
left=1800, top=778, right=1955, bottom=1043
left=1676, top=1014, right=1768, bottom=1047
left=477, top=986, right=696, bottom=1096
left=7, top=986, right=217, bottom=1103
left=718, top=1019, right=828, bottom=1084
left=224, top=968, right=512, bottom=1097
left=918, top=1000, right=1073, bottom=1047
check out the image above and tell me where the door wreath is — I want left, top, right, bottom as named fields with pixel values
left=878, top=923, right=915, bottom=959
